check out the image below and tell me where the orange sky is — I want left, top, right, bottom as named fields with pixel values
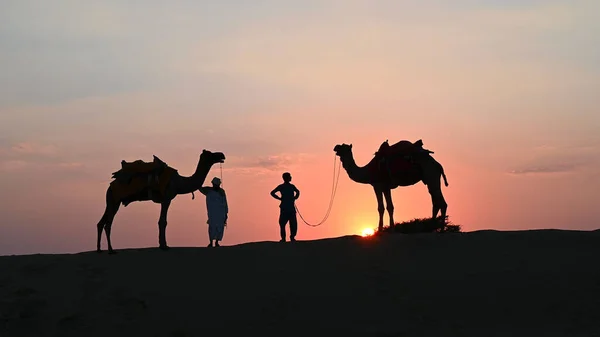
left=0, top=0, right=599, bottom=255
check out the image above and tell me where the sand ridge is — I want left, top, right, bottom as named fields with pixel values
left=1, top=229, right=600, bottom=336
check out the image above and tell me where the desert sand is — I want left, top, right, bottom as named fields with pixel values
left=1, top=229, right=600, bottom=337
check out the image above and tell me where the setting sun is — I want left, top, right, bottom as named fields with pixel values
left=361, top=228, right=375, bottom=237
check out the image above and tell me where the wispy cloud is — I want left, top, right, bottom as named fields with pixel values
left=0, top=160, right=29, bottom=172
left=223, top=153, right=316, bottom=175
left=507, top=143, right=600, bottom=175
left=0, top=141, right=60, bottom=159
left=0, top=159, right=85, bottom=173
left=0, top=141, right=86, bottom=174
left=9, top=142, right=58, bottom=156
left=508, top=164, right=579, bottom=175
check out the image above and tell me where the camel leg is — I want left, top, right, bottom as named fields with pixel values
left=97, top=187, right=120, bottom=254
left=96, top=221, right=104, bottom=253
left=427, top=181, right=447, bottom=231
left=96, top=190, right=110, bottom=253
left=382, top=188, right=395, bottom=229
left=104, top=225, right=116, bottom=254
left=420, top=157, right=449, bottom=231
left=104, top=199, right=120, bottom=254
left=158, top=199, right=171, bottom=250
left=96, top=204, right=107, bottom=253
left=373, top=186, right=385, bottom=232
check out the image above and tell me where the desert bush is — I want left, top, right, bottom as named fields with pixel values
left=376, top=216, right=461, bottom=235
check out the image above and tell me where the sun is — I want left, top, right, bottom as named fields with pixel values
left=361, top=228, right=375, bottom=237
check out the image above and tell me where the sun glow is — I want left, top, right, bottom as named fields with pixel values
left=361, top=228, right=375, bottom=237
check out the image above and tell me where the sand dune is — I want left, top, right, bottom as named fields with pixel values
left=1, top=229, right=600, bottom=337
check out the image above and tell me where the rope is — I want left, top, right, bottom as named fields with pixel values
left=295, top=154, right=342, bottom=227
left=219, top=162, right=224, bottom=188
left=192, top=162, right=224, bottom=200
left=220, top=162, right=227, bottom=229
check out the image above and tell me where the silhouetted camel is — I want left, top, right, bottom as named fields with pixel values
left=96, top=149, right=226, bottom=253
left=333, top=140, right=448, bottom=231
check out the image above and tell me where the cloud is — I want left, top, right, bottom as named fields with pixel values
left=507, top=143, right=600, bottom=175
left=0, top=160, right=28, bottom=172
left=0, top=1, right=305, bottom=106
left=223, top=153, right=316, bottom=175
left=9, top=142, right=58, bottom=156
left=508, top=164, right=579, bottom=175
left=193, top=0, right=598, bottom=100
left=0, top=160, right=85, bottom=173
left=255, top=156, right=293, bottom=171
left=0, top=141, right=60, bottom=159
left=0, top=140, right=87, bottom=175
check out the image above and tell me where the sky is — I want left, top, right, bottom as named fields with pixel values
left=0, top=0, right=599, bottom=255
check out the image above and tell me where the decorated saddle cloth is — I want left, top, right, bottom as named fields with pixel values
left=109, top=155, right=177, bottom=205
left=368, top=139, right=430, bottom=181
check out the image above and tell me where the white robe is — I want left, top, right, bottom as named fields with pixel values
left=200, top=187, right=228, bottom=241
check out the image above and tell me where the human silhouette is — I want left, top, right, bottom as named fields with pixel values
left=270, top=172, right=300, bottom=242
left=199, top=177, right=228, bottom=247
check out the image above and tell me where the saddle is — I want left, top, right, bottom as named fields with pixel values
left=371, top=139, right=434, bottom=182
left=375, top=139, right=433, bottom=158
left=113, top=155, right=167, bottom=174
left=109, top=155, right=177, bottom=206
left=112, top=155, right=167, bottom=180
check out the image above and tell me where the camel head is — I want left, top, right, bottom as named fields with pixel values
left=200, top=149, right=226, bottom=165
left=333, top=143, right=353, bottom=159
left=333, top=144, right=352, bottom=163
left=192, top=149, right=226, bottom=179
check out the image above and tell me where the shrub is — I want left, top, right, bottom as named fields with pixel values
left=376, top=215, right=461, bottom=235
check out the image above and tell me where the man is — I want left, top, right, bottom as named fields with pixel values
left=270, top=172, right=300, bottom=242
left=199, top=177, right=228, bottom=247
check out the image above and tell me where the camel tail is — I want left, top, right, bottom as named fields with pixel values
left=439, top=163, right=449, bottom=187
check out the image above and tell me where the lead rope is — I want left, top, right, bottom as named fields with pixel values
left=295, top=154, right=342, bottom=227
left=220, top=162, right=223, bottom=188
left=220, top=162, right=229, bottom=229
left=191, top=162, right=224, bottom=201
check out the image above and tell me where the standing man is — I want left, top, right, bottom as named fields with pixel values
left=270, top=172, right=300, bottom=242
left=199, top=177, right=228, bottom=247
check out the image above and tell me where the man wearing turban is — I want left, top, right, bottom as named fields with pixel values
left=199, top=177, right=229, bottom=247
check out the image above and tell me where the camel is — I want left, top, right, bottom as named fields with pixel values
left=96, top=149, right=226, bottom=254
left=333, top=139, right=448, bottom=232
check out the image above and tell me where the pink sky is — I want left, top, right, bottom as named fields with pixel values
left=0, top=0, right=599, bottom=255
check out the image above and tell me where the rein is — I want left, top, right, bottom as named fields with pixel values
left=191, top=162, right=225, bottom=200
left=295, top=154, right=342, bottom=227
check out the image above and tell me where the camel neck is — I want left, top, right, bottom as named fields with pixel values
left=173, top=160, right=214, bottom=195
left=340, top=152, right=371, bottom=184
left=177, top=175, right=202, bottom=194
left=193, top=160, right=214, bottom=184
